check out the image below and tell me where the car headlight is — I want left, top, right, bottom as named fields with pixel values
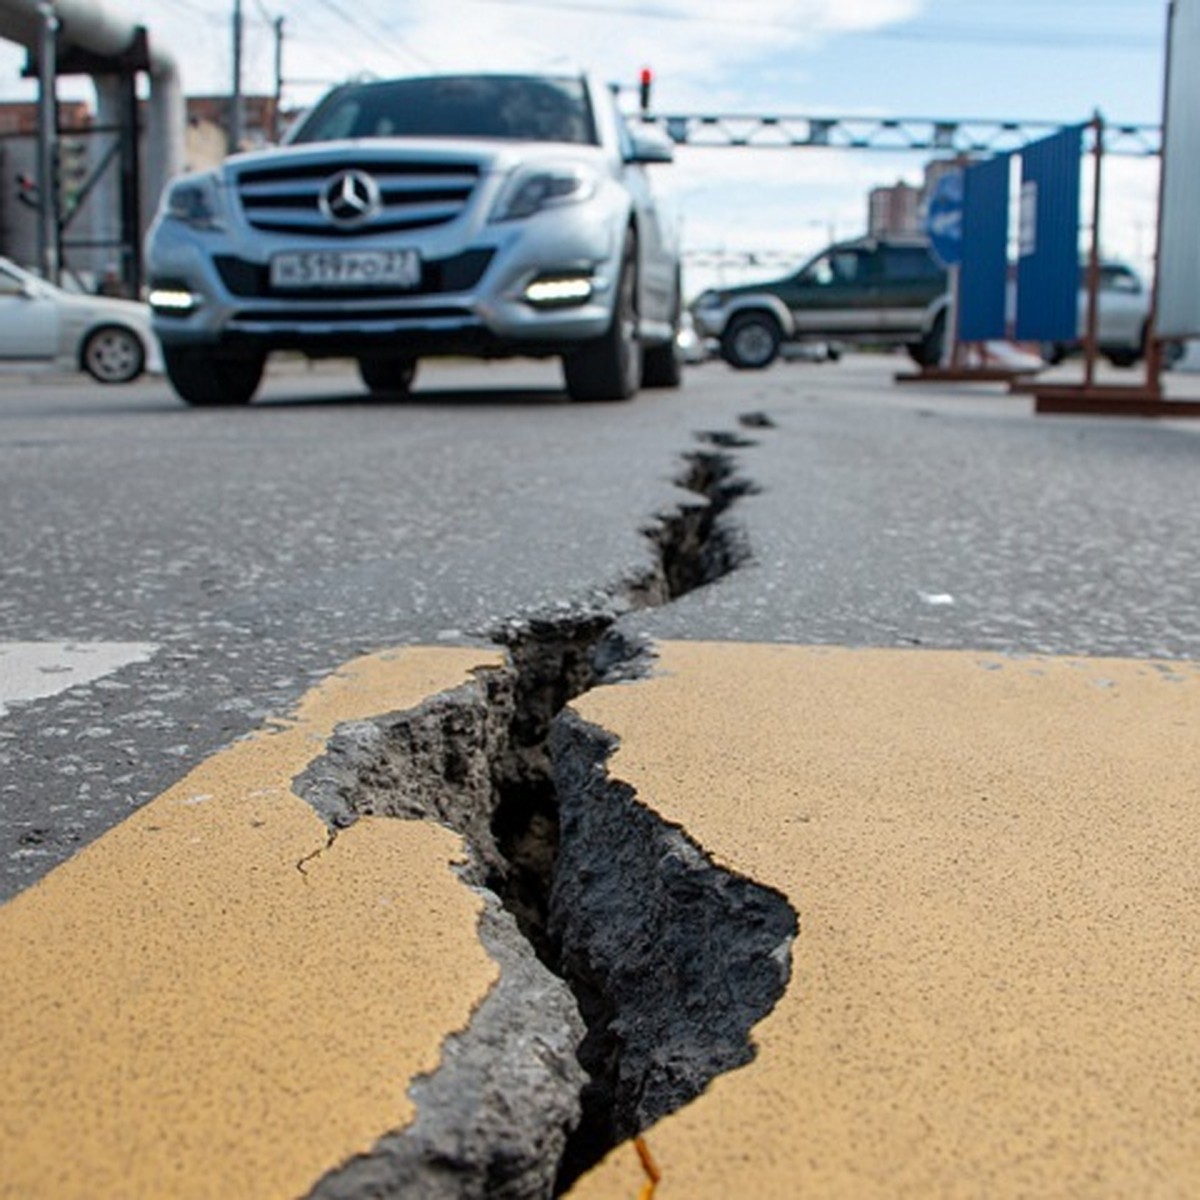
left=163, top=173, right=226, bottom=230
left=490, top=163, right=599, bottom=222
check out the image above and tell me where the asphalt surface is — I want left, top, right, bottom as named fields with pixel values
left=3, top=351, right=1200, bottom=908
left=625, top=360, right=1200, bottom=655
left=0, top=356, right=694, bottom=899
left=6, top=351, right=1200, bottom=1198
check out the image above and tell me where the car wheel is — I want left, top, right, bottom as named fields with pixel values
left=81, top=324, right=146, bottom=384
left=1040, top=341, right=1068, bottom=366
left=721, top=312, right=781, bottom=370
left=1105, top=349, right=1140, bottom=368
left=163, top=345, right=265, bottom=406
left=563, top=229, right=641, bottom=402
left=641, top=338, right=682, bottom=387
left=358, top=355, right=418, bottom=397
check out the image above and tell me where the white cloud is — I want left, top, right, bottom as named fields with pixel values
left=94, top=0, right=926, bottom=110
left=312, top=0, right=927, bottom=115
left=814, top=0, right=924, bottom=34
left=2, top=0, right=930, bottom=107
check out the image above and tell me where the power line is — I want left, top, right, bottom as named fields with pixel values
left=283, top=0, right=437, bottom=69
left=156, top=0, right=224, bottom=24
left=249, top=0, right=277, bottom=25
left=452, top=0, right=1160, bottom=51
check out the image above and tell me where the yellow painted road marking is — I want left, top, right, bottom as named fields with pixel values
left=9, top=639, right=1200, bottom=1198
left=569, top=643, right=1200, bottom=1198
left=0, top=646, right=504, bottom=1200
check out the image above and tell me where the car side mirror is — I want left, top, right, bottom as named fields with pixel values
left=627, top=126, right=674, bottom=164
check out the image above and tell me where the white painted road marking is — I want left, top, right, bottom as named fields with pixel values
left=0, top=642, right=158, bottom=716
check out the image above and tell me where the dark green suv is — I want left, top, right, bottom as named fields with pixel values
left=690, top=236, right=949, bottom=369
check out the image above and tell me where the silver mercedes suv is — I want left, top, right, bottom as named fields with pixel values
left=145, top=72, right=682, bottom=405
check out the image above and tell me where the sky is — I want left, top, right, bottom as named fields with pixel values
left=0, top=0, right=1171, bottom=298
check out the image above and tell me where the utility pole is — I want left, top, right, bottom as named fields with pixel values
left=272, top=17, right=284, bottom=142
left=230, top=0, right=243, bottom=153
left=35, top=0, right=59, bottom=283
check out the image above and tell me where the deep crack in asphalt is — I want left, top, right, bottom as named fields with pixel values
left=294, top=426, right=798, bottom=1199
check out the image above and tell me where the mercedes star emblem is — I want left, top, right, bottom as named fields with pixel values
left=319, top=169, right=381, bottom=228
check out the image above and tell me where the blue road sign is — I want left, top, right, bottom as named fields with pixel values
left=926, top=171, right=964, bottom=268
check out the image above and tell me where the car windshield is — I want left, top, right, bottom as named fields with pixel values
left=290, top=75, right=598, bottom=145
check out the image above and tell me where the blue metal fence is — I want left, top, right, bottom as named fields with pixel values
left=1014, top=125, right=1084, bottom=342
left=959, top=155, right=1011, bottom=342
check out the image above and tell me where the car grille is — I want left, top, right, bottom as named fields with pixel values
left=234, top=159, right=481, bottom=237
left=230, top=304, right=475, bottom=325
left=213, top=249, right=494, bottom=299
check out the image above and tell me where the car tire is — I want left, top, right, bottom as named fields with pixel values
left=81, top=324, right=146, bottom=384
left=1105, top=349, right=1140, bottom=368
left=358, top=355, right=418, bottom=397
left=908, top=310, right=947, bottom=368
left=1040, top=341, right=1068, bottom=366
left=163, top=345, right=265, bottom=407
left=721, top=311, right=781, bottom=370
left=563, top=229, right=641, bottom=402
left=641, top=338, right=682, bottom=387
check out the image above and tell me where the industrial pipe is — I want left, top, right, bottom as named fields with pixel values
left=0, top=0, right=183, bottom=196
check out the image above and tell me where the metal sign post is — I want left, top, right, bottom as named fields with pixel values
left=1081, top=115, right=1103, bottom=391
left=35, top=0, right=60, bottom=283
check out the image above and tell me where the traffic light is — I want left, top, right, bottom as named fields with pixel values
left=15, top=171, right=39, bottom=210
left=55, top=138, right=89, bottom=217
left=639, top=67, right=653, bottom=115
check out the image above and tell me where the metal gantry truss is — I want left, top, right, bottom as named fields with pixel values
left=644, top=114, right=1161, bottom=157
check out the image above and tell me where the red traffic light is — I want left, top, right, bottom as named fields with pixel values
left=639, top=67, right=653, bottom=113
left=15, top=172, right=40, bottom=209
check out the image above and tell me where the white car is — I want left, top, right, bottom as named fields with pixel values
left=0, top=257, right=161, bottom=383
left=1040, top=261, right=1167, bottom=369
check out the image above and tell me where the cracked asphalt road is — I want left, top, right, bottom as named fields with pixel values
left=4, top=353, right=1200, bottom=899
left=5, top=353, right=1200, bottom=1197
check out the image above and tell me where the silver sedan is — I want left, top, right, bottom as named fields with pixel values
left=0, top=256, right=161, bottom=384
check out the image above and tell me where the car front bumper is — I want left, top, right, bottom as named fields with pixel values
left=147, top=200, right=625, bottom=356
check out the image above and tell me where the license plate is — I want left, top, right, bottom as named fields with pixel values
left=269, top=249, right=422, bottom=289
